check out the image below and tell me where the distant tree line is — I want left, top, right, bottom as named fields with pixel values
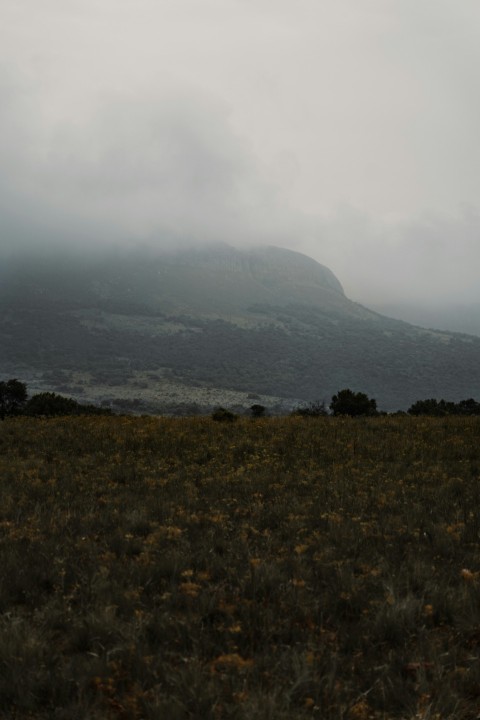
left=3, top=378, right=480, bottom=420
left=407, top=397, right=480, bottom=416
left=0, top=379, right=112, bottom=419
left=293, top=389, right=480, bottom=418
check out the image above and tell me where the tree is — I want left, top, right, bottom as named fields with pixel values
left=330, top=388, right=377, bottom=417
left=0, top=379, right=28, bottom=419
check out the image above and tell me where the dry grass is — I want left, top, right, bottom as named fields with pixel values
left=1, top=415, right=480, bottom=718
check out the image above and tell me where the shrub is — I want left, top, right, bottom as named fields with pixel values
left=24, top=392, right=111, bottom=417
left=250, top=404, right=266, bottom=418
left=211, top=407, right=237, bottom=422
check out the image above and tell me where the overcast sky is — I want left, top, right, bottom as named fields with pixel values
left=1, top=0, right=480, bottom=305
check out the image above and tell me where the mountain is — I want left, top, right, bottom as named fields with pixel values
left=2, top=243, right=480, bottom=412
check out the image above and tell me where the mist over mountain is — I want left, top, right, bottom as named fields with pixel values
left=2, top=244, right=480, bottom=413
left=369, top=301, right=480, bottom=338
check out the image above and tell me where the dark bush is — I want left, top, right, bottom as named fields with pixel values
left=250, top=404, right=266, bottom=418
left=24, top=392, right=111, bottom=417
left=0, top=379, right=28, bottom=419
left=330, top=389, right=378, bottom=417
left=211, top=407, right=237, bottom=422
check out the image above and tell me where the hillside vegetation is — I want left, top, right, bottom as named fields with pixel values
left=1, top=415, right=480, bottom=718
left=2, top=245, right=480, bottom=411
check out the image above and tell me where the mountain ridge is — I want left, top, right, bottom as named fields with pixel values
left=1, top=243, right=480, bottom=412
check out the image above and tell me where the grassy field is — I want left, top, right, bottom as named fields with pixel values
left=1, top=415, right=480, bottom=719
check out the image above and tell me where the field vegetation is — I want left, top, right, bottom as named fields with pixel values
left=1, top=415, right=480, bottom=718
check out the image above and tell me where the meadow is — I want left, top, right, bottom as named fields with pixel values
left=1, top=415, right=480, bottom=719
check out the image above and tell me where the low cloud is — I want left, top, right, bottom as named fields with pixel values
left=2, top=75, right=480, bottom=311
left=0, top=79, right=305, bottom=255
left=0, top=0, right=480, bottom=316
left=305, top=206, right=480, bottom=305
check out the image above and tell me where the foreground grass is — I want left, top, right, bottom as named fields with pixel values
left=1, top=415, right=480, bottom=719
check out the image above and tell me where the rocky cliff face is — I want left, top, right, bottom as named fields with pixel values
left=97, top=244, right=348, bottom=317
left=178, top=244, right=345, bottom=295
left=246, top=246, right=345, bottom=296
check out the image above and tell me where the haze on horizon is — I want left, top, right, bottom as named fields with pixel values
left=1, top=0, right=480, bottom=316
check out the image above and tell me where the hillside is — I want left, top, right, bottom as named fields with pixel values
left=1, top=244, right=480, bottom=412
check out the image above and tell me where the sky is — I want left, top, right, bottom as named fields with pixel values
left=1, top=0, right=480, bottom=307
